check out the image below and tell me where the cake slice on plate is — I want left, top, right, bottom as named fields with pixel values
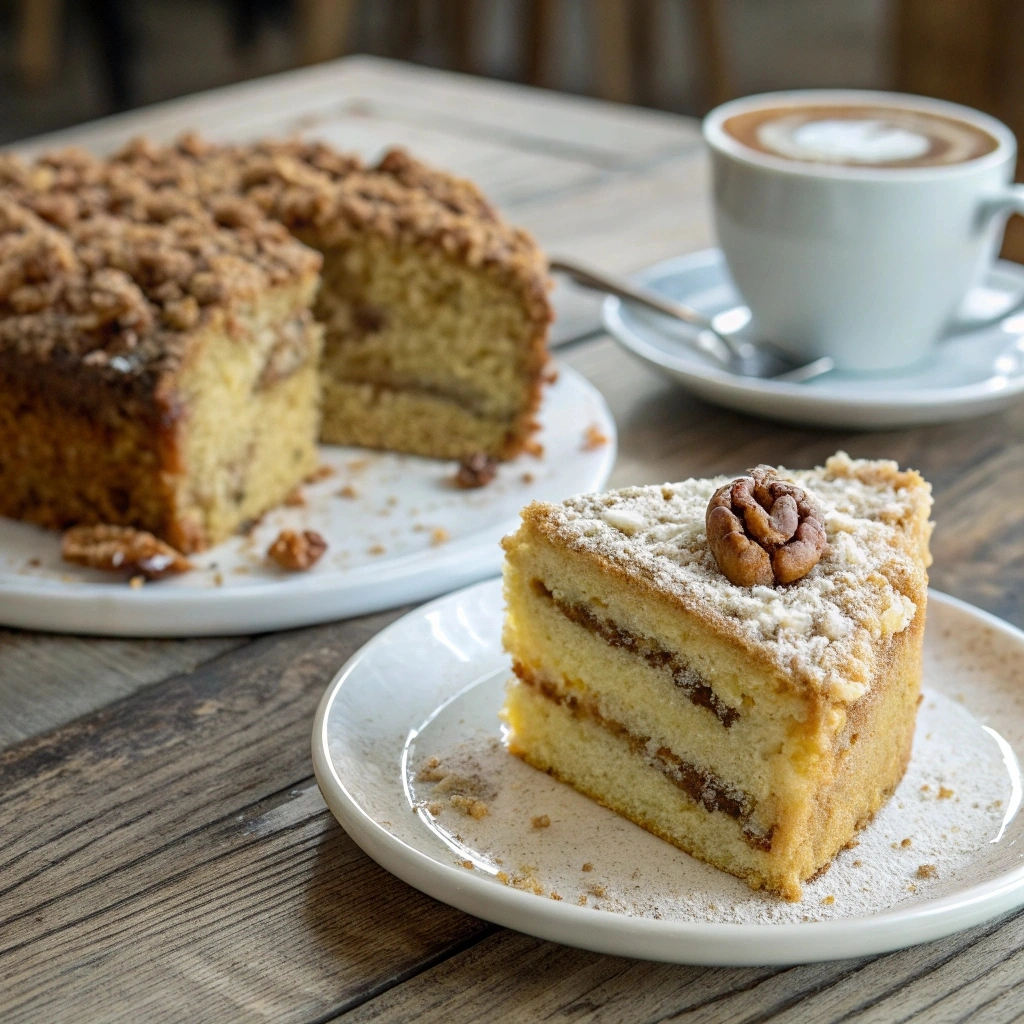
left=500, top=453, right=933, bottom=899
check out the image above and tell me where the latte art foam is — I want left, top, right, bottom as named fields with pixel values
left=724, top=104, right=999, bottom=169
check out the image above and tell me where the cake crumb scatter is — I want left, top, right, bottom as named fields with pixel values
left=450, top=794, right=488, bottom=819
left=582, top=424, right=609, bottom=450
left=129, top=575, right=145, bottom=589
left=582, top=862, right=593, bottom=872
left=531, top=815, right=550, bottom=829
left=938, top=787, right=954, bottom=800
left=431, top=527, right=450, bottom=546
left=821, top=895, right=835, bottom=905
left=461, top=860, right=474, bottom=869
left=338, top=484, right=358, bottom=499
left=916, top=864, right=937, bottom=879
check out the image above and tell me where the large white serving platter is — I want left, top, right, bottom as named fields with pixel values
left=313, top=578, right=1024, bottom=967
left=0, top=365, right=614, bottom=637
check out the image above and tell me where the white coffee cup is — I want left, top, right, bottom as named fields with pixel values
left=703, top=90, right=1024, bottom=372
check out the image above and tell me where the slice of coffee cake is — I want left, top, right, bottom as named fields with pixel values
left=501, top=454, right=932, bottom=899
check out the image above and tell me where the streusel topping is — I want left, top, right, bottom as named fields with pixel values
left=110, top=136, right=551, bottom=324
left=0, top=147, right=320, bottom=377
left=528, top=453, right=933, bottom=703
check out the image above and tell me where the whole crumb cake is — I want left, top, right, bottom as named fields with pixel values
left=0, top=135, right=552, bottom=551
left=500, top=453, right=933, bottom=899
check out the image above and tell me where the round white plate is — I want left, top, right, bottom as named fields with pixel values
left=603, top=249, right=1024, bottom=429
left=0, top=365, right=614, bottom=637
left=313, top=578, right=1024, bottom=966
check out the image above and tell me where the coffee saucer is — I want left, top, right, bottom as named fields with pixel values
left=603, top=249, right=1024, bottom=428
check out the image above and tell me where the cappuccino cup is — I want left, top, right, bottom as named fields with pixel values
left=703, top=90, right=1024, bottom=372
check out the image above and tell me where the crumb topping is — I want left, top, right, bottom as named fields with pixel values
left=521, top=453, right=933, bottom=703
left=108, top=136, right=551, bottom=325
left=0, top=133, right=551, bottom=384
left=0, top=149, right=320, bottom=380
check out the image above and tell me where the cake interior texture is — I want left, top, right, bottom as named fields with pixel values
left=501, top=454, right=933, bottom=900
left=114, top=139, right=552, bottom=463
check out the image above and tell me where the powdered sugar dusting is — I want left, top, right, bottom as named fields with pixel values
left=407, top=686, right=1016, bottom=924
left=529, top=453, right=932, bottom=702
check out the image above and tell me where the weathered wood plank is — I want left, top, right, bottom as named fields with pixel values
left=0, top=609, right=399, bottom=923
left=14, top=56, right=700, bottom=169
left=332, top=911, right=1024, bottom=1023
left=0, top=780, right=488, bottom=1024
left=0, top=633, right=245, bottom=751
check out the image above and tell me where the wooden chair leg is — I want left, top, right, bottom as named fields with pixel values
left=17, top=0, right=61, bottom=89
left=593, top=0, right=634, bottom=103
left=449, top=0, right=475, bottom=74
left=631, top=0, right=660, bottom=108
left=524, top=0, right=557, bottom=87
left=296, top=0, right=358, bottom=65
left=692, top=0, right=731, bottom=110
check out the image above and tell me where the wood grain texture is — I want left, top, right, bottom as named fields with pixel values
left=14, top=55, right=699, bottom=169
left=0, top=608, right=490, bottom=1023
left=0, top=632, right=245, bottom=750
left=332, top=913, right=1024, bottom=1023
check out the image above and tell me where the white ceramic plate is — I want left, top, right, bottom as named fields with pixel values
left=313, top=577, right=1024, bottom=966
left=603, top=249, right=1024, bottom=429
left=0, top=365, right=614, bottom=637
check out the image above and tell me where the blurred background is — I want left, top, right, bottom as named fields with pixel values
left=3, top=0, right=1023, bottom=249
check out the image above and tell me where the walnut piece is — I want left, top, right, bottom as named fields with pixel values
left=61, top=524, right=192, bottom=579
left=705, top=465, right=826, bottom=587
left=267, top=528, right=327, bottom=571
left=453, top=452, right=497, bottom=489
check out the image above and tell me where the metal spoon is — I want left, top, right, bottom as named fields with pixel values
left=550, top=257, right=835, bottom=384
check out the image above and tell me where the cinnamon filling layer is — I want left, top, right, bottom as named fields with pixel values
left=514, top=665, right=773, bottom=852
left=530, top=579, right=740, bottom=728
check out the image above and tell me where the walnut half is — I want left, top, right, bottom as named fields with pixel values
left=267, top=529, right=327, bottom=571
left=61, top=525, right=192, bottom=579
left=705, top=466, right=826, bottom=587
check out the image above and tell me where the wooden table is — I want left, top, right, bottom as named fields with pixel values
left=3, top=57, right=1024, bottom=1023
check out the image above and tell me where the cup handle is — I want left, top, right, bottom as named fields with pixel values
left=948, top=187, right=1024, bottom=332
left=980, top=184, right=1024, bottom=220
